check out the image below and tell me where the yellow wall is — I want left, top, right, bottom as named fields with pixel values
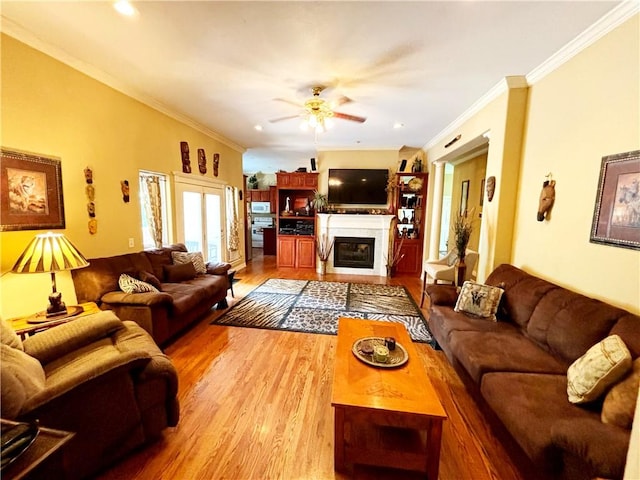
left=427, top=15, right=640, bottom=313
left=512, top=15, right=639, bottom=312
left=0, top=35, right=244, bottom=318
left=449, top=153, right=487, bottom=251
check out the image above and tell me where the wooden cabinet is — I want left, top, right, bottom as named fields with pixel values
left=249, top=189, right=271, bottom=202
left=393, top=172, right=428, bottom=276
left=276, top=172, right=318, bottom=269
left=269, top=186, right=277, bottom=213
left=277, top=236, right=315, bottom=268
left=276, top=172, right=318, bottom=189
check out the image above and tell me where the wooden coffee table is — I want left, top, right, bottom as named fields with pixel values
left=331, top=317, right=447, bottom=479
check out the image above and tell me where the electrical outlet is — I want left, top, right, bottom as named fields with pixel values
left=128, top=238, right=134, bottom=248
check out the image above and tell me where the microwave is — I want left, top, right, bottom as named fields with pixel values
left=251, top=201, right=271, bottom=214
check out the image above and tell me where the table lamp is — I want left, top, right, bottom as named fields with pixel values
left=12, top=232, right=89, bottom=317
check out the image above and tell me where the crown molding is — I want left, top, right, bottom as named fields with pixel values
left=526, top=0, right=639, bottom=85
left=424, top=1, right=638, bottom=151
left=1, top=17, right=246, bottom=153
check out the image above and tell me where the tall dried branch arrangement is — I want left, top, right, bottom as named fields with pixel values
left=316, top=234, right=334, bottom=262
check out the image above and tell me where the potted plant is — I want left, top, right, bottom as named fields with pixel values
left=452, top=209, right=474, bottom=285
left=316, top=234, right=334, bottom=275
left=313, top=190, right=328, bottom=212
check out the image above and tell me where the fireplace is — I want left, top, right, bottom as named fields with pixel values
left=334, top=237, right=375, bottom=269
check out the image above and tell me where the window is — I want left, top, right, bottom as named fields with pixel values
left=139, top=171, right=170, bottom=249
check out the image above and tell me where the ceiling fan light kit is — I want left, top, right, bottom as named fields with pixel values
left=272, top=85, right=366, bottom=135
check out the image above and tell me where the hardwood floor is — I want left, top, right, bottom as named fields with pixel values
left=97, top=250, right=524, bottom=480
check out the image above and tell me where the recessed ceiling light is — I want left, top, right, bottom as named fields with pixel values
left=254, top=125, right=263, bottom=131
left=114, top=1, right=138, bottom=17
left=393, top=122, right=405, bottom=129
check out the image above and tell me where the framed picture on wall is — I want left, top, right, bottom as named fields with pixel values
left=590, top=149, right=640, bottom=251
left=460, top=180, right=470, bottom=216
left=0, top=148, right=65, bottom=231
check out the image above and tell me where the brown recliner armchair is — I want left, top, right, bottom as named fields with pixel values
left=0, top=311, right=179, bottom=480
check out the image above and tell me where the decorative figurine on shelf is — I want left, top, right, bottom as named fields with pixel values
left=121, top=180, right=130, bottom=203
left=285, top=197, right=291, bottom=213
left=213, top=153, right=220, bottom=177
left=180, top=141, right=191, bottom=173
left=412, top=157, right=423, bottom=173
left=197, top=149, right=207, bottom=174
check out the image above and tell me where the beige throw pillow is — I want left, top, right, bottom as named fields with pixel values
left=454, top=281, right=504, bottom=321
left=172, top=251, right=206, bottom=274
left=601, top=358, right=640, bottom=429
left=567, top=334, right=632, bottom=404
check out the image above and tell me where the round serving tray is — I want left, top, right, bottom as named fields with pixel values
left=352, top=337, right=409, bottom=368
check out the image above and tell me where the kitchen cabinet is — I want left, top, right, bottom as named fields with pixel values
left=263, top=227, right=277, bottom=255
left=393, top=172, right=428, bottom=276
left=249, top=189, right=270, bottom=202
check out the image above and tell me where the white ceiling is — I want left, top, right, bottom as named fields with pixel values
left=1, top=1, right=622, bottom=173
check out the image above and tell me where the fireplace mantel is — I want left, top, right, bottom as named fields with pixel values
left=316, top=214, right=395, bottom=276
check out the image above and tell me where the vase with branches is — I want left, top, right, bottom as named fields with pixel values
left=384, top=237, right=405, bottom=277
left=316, top=234, right=334, bottom=275
left=452, top=209, right=474, bottom=285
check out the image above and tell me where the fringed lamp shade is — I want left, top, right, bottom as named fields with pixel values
left=12, top=232, right=89, bottom=317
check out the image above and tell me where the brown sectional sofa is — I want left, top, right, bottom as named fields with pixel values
left=426, top=264, right=639, bottom=480
left=72, top=244, right=231, bottom=346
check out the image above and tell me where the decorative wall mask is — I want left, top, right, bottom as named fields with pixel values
left=213, top=153, right=220, bottom=177
left=84, top=167, right=93, bottom=184
left=180, top=141, right=191, bottom=173
left=537, top=178, right=556, bottom=222
left=486, top=176, right=496, bottom=202
left=197, top=149, right=207, bottom=174
left=87, top=202, right=96, bottom=218
left=121, top=180, right=130, bottom=203
left=84, top=167, right=97, bottom=234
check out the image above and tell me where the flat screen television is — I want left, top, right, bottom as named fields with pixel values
left=328, top=169, right=388, bottom=205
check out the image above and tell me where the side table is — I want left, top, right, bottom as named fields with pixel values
left=9, top=302, right=101, bottom=340
left=1, top=419, right=74, bottom=480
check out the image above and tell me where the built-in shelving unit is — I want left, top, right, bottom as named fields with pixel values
left=393, top=172, right=428, bottom=275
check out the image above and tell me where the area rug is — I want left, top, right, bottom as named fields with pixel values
left=211, top=278, right=436, bottom=345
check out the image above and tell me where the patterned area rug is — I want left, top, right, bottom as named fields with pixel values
left=212, top=278, right=435, bottom=345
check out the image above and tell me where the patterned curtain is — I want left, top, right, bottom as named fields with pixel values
left=226, top=186, right=240, bottom=259
left=142, top=175, right=163, bottom=248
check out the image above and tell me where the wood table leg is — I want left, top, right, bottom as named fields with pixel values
left=334, top=407, right=346, bottom=472
left=425, top=419, right=443, bottom=480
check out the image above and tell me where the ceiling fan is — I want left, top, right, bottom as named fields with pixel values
left=270, top=86, right=366, bottom=131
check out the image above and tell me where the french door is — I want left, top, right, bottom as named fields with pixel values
left=174, top=175, right=226, bottom=263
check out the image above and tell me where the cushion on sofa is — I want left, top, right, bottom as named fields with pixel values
left=138, top=270, right=162, bottom=290
left=601, top=358, right=640, bottom=429
left=567, top=334, right=632, bottom=404
left=206, top=262, right=232, bottom=275
left=119, top=274, right=159, bottom=294
left=454, top=281, right=504, bottom=321
left=172, top=251, right=206, bottom=274
left=1, top=319, right=23, bottom=350
left=163, top=262, right=198, bottom=282
left=1, top=344, right=46, bottom=418
left=145, top=249, right=174, bottom=280
left=425, top=285, right=459, bottom=307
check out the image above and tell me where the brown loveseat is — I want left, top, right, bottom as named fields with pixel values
left=0, top=311, right=179, bottom=480
left=426, top=264, right=639, bottom=480
left=72, top=244, right=231, bottom=346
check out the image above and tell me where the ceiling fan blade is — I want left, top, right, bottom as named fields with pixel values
left=333, top=111, right=366, bottom=123
left=273, top=98, right=304, bottom=108
left=269, top=114, right=302, bottom=123
left=332, top=95, right=353, bottom=107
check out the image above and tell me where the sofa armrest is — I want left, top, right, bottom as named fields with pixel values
left=426, top=285, right=459, bottom=306
left=101, top=290, right=174, bottom=307
left=206, top=261, right=231, bottom=275
left=23, top=311, right=124, bottom=364
left=22, top=350, right=151, bottom=414
left=551, top=417, right=630, bottom=479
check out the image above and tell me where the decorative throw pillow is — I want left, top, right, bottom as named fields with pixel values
left=138, top=271, right=162, bottom=291
left=172, top=251, right=206, bottom=274
left=118, top=273, right=159, bottom=294
left=163, top=262, right=197, bottom=282
left=454, top=281, right=504, bottom=321
left=601, top=358, right=640, bottom=428
left=446, top=253, right=458, bottom=267
left=567, top=334, right=632, bottom=404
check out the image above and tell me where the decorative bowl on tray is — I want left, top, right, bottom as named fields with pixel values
left=352, top=337, right=409, bottom=368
